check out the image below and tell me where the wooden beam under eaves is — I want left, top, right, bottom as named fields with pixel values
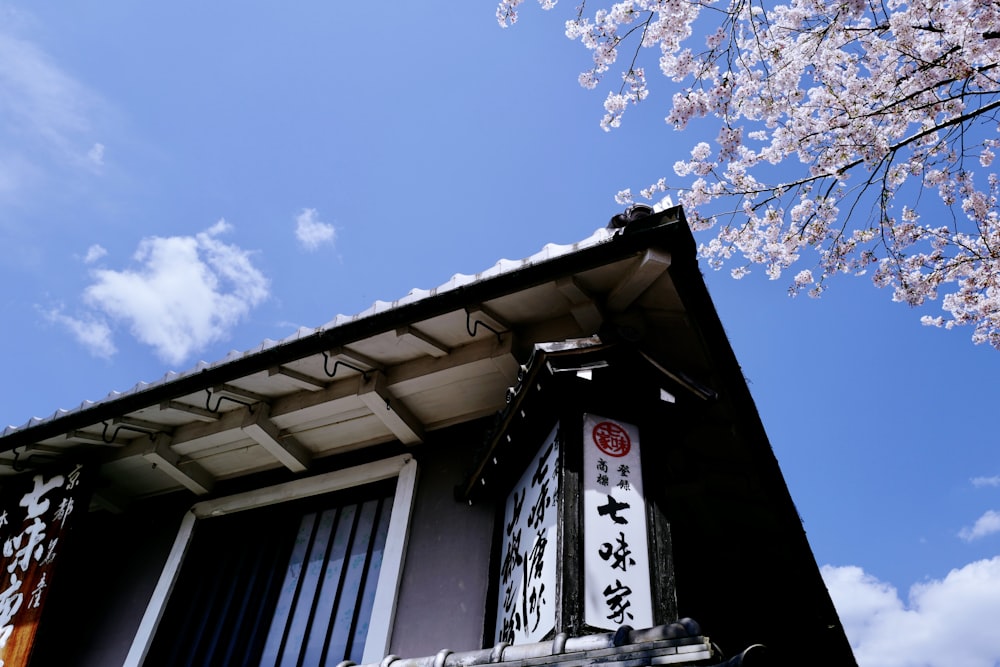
left=240, top=403, right=311, bottom=473
left=606, top=248, right=672, bottom=312
left=126, top=335, right=508, bottom=455
left=212, top=383, right=268, bottom=404
left=113, top=416, right=173, bottom=435
left=268, top=365, right=327, bottom=391
left=327, top=346, right=383, bottom=374
left=358, top=371, right=425, bottom=445
left=159, top=400, right=221, bottom=422
left=396, top=325, right=450, bottom=358
left=67, top=429, right=126, bottom=446
left=141, top=436, right=215, bottom=495
left=557, top=276, right=603, bottom=333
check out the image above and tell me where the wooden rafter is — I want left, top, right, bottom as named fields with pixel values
left=240, top=403, right=311, bottom=473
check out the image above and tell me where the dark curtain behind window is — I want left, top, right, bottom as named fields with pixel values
left=146, top=480, right=395, bottom=667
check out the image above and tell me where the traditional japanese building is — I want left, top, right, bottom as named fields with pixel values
left=0, top=206, right=856, bottom=666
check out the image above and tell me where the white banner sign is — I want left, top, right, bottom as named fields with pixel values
left=495, top=423, right=560, bottom=644
left=583, top=414, right=652, bottom=630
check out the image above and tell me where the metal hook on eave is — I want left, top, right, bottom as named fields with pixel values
left=101, top=420, right=120, bottom=444
left=101, top=420, right=163, bottom=444
left=204, top=387, right=256, bottom=414
left=321, top=351, right=372, bottom=381
left=9, top=447, right=59, bottom=472
left=465, top=309, right=502, bottom=344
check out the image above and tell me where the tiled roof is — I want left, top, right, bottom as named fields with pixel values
left=0, top=206, right=693, bottom=500
left=2, top=228, right=617, bottom=438
left=338, top=621, right=738, bottom=667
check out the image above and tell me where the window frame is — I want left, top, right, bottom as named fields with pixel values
left=124, top=454, right=419, bottom=667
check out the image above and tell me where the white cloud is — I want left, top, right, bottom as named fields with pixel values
left=42, top=308, right=116, bottom=359
left=0, top=32, right=90, bottom=141
left=959, top=510, right=1000, bottom=542
left=84, top=244, right=107, bottom=264
left=87, top=142, right=105, bottom=166
left=0, top=18, right=106, bottom=201
left=823, top=560, right=1000, bottom=667
left=294, top=208, right=336, bottom=251
left=972, top=476, right=1000, bottom=488
left=78, top=221, right=269, bottom=364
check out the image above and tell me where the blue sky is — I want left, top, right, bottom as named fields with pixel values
left=2, top=3, right=999, bottom=664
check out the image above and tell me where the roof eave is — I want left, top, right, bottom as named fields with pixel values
left=0, top=207, right=691, bottom=453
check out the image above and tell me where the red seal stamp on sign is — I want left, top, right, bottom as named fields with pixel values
left=592, top=421, right=630, bottom=457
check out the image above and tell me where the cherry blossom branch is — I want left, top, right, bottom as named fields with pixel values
left=501, top=0, right=1000, bottom=347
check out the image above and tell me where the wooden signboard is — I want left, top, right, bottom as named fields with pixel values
left=0, top=464, right=86, bottom=667
left=582, top=414, right=652, bottom=630
left=494, top=424, right=561, bottom=644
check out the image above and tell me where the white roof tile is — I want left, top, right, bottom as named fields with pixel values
left=2, top=226, right=615, bottom=437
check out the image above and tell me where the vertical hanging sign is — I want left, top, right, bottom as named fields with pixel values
left=494, top=424, right=560, bottom=645
left=583, top=414, right=652, bottom=631
left=0, top=464, right=87, bottom=667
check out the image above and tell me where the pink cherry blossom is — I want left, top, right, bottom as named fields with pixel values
left=501, top=0, right=1000, bottom=348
